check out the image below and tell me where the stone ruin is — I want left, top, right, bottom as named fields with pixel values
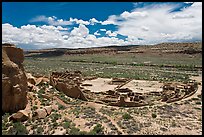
left=50, top=71, right=199, bottom=107
left=50, top=71, right=88, bottom=101
left=161, top=81, right=198, bottom=103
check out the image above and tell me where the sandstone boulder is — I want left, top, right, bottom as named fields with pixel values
left=26, top=73, right=37, bottom=85
left=35, top=77, right=49, bottom=86
left=2, top=44, right=28, bottom=113
left=9, top=109, right=31, bottom=122
left=33, top=108, right=47, bottom=119
left=56, top=82, right=87, bottom=101
left=51, top=104, right=59, bottom=111
left=44, top=106, right=52, bottom=115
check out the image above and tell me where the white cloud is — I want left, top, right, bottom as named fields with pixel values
left=184, top=2, right=194, bottom=4
left=89, top=18, right=101, bottom=25
left=31, top=16, right=92, bottom=26
left=121, top=11, right=148, bottom=19
left=2, top=23, right=67, bottom=49
left=94, top=31, right=101, bottom=36
left=100, top=29, right=107, bottom=31
left=30, top=15, right=72, bottom=26
left=3, top=2, right=202, bottom=49
left=104, top=2, right=202, bottom=44
left=172, top=14, right=194, bottom=19
left=69, top=18, right=90, bottom=25
left=70, top=24, right=89, bottom=37
left=101, top=15, right=118, bottom=25
left=141, top=26, right=149, bottom=31
left=2, top=23, right=129, bottom=49
left=106, top=30, right=117, bottom=37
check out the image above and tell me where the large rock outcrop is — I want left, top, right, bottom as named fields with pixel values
left=2, top=44, right=28, bottom=113
left=50, top=71, right=88, bottom=101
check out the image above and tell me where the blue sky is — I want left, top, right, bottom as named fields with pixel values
left=2, top=2, right=202, bottom=49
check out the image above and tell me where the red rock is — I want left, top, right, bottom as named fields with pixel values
left=44, top=106, right=52, bottom=115
left=9, top=110, right=30, bottom=122
left=33, top=108, right=47, bottom=119
left=2, top=44, right=28, bottom=113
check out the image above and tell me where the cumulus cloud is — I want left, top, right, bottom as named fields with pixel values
left=94, top=31, right=101, bottom=36
left=30, top=15, right=72, bottom=26
left=101, top=15, right=119, bottom=25
left=3, top=2, right=202, bottom=49
left=70, top=24, right=89, bottom=37
left=89, top=18, right=101, bottom=25
left=102, top=2, right=202, bottom=44
left=106, top=30, right=117, bottom=37
left=100, top=29, right=107, bottom=31
left=69, top=18, right=90, bottom=25
left=2, top=23, right=70, bottom=49
left=121, top=11, right=148, bottom=19
left=172, top=14, right=194, bottom=19
left=2, top=23, right=129, bottom=49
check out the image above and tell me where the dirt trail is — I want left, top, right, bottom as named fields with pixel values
left=97, top=110, right=125, bottom=134
left=84, top=102, right=125, bottom=134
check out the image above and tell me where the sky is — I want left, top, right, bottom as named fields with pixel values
left=2, top=2, right=202, bottom=49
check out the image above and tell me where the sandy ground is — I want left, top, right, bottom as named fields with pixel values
left=81, top=78, right=163, bottom=93
left=81, top=78, right=118, bottom=92
left=121, top=80, right=163, bottom=93
left=5, top=75, right=201, bottom=135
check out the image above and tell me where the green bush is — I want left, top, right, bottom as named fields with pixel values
left=53, top=121, right=58, bottom=127
left=51, top=113, right=61, bottom=122
left=152, top=113, right=157, bottom=118
left=63, top=121, right=71, bottom=129
left=79, top=131, right=89, bottom=135
left=69, top=127, right=80, bottom=135
left=58, top=104, right=66, bottom=110
left=192, top=97, right=199, bottom=101
left=122, top=113, right=132, bottom=120
left=36, top=126, right=43, bottom=134
left=195, top=101, right=201, bottom=105
left=8, top=122, right=28, bottom=135
left=92, top=124, right=104, bottom=134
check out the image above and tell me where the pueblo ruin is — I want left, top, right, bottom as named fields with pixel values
left=50, top=71, right=198, bottom=107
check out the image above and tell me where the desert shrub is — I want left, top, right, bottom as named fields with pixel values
left=36, top=126, right=43, bottom=134
left=2, top=113, right=10, bottom=130
left=38, top=88, right=45, bottom=94
left=171, top=120, right=176, bottom=127
left=197, top=94, right=201, bottom=98
left=192, top=97, right=199, bottom=101
left=152, top=113, right=157, bottom=118
left=63, top=121, right=71, bottom=129
left=92, top=124, right=104, bottom=134
left=53, top=121, right=58, bottom=128
left=8, top=122, right=28, bottom=135
left=79, top=131, right=89, bottom=135
left=195, top=101, right=201, bottom=105
left=58, top=104, right=66, bottom=110
left=69, top=127, right=80, bottom=135
left=44, top=117, right=49, bottom=123
left=122, top=113, right=132, bottom=120
left=51, top=113, right=61, bottom=122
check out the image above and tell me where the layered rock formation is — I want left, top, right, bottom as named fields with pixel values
left=2, top=44, right=28, bottom=113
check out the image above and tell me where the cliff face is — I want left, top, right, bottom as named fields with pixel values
left=2, top=44, right=28, bottom=113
